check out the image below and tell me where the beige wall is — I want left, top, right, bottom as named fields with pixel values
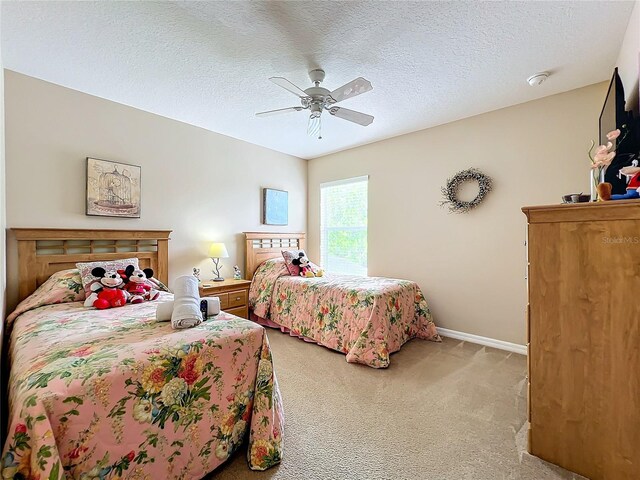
left=308, top=82, right=608, bottom=345
left=617, top=0, right=639, bottom=113
left=4, top=70, right=307, bottom=311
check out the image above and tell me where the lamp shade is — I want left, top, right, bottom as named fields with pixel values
left=209, top=242, right=229, bottom=258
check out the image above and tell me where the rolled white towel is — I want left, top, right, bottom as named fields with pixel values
left=156, top=301, right=174, bottom=321
left=171, top=275, right=203, bottom=329
left=157, top=298, right=220, bottom=322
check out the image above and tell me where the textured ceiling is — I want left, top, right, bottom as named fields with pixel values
left=1, top=1, right=635, bottom=159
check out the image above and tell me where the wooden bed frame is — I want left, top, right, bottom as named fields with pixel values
left=244, top=232, right=305, bottom=279
left=12, top=228, right=171, bottom=302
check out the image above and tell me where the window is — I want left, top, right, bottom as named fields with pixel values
left=320, top=176, right=368, bottom=275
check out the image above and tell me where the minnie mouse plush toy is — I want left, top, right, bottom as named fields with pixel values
left=120, top=265, right=160, bottom=304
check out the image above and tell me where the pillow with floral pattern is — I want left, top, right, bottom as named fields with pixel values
left=281, top=249, right=321, bottom=276
left=76, top=258, right=140, bottom=297
left=6, top=269, right=85, bottom=326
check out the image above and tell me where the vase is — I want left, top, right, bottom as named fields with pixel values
left=590, top=168, right=606, bottom=201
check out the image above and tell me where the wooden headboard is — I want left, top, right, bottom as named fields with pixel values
left=244, top=232, right=305, bottom=279
left=12, top=228, right=171, bottom=302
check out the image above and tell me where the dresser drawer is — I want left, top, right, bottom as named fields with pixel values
left=227, top=289, right=247, bottom=308
left=207, top=293, right=228, bottom=309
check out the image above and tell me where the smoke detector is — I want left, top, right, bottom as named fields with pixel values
left=527, top=72, right=549, bottom=87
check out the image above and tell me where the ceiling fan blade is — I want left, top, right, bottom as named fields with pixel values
left=329, top=77, right=372, bottom=103
left=255, top=106, right=304, bottom=117
left=307, top=112, right=322, bottom=139
left=329, top=107, right=374, bottom=126
left=269, top=77, right=309, bottom=98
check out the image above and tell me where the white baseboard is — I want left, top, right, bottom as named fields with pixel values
left=436, top=327, right=527, bottom=355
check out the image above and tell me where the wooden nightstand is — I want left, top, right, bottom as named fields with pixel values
left=199, top=279, right=252, bottom=319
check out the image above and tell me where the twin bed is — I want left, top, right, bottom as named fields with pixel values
left=244, top=232, right=441, bottom=369
left=2, top=229, right=439, bottom=480
left=2, top=229, right=282, bottom=480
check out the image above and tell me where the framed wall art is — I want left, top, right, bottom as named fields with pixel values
left=86, top=157, right=141, bottom=218
left=262, top=188, right=288, bottom=225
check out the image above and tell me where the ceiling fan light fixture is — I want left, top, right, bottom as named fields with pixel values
left=308, top=113, right=322, bottom=139
left=257, top=69, right=374, bottom=139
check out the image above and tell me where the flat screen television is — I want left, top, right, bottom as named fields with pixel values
left=600, top=68, right=632, bottom=194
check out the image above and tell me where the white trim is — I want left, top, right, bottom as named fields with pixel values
left=320, top=175, right=369, bottom=189
left=437, top=327, right=527, bottom=355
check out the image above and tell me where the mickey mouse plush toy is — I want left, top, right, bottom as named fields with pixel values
left=84, top=267, right=128, bottom=309
left=291, top=252, right=324, bottom=278
left=120, top=265, right=160, bottom=304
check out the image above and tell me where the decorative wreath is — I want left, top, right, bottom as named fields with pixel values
left=440, top=168, right=493, bottom=214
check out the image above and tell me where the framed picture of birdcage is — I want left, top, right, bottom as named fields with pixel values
left=86, top=157, right=141, bottom=218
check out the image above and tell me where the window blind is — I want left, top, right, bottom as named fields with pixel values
left=320, top=176, right=368, bottom=275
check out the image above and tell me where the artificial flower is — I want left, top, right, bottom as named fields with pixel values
left=606, top=129, right=621, bottom=140
left=592, top=151, right=616, bottom=169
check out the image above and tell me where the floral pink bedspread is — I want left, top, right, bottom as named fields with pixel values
left=249, top=259, right=441, bottom=368
left=2, top=292, right=283, bottom=480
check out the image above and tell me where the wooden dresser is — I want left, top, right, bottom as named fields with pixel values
left=522, top=200, right=640, bottom=480
left=199, top=279, right=251, bottom=319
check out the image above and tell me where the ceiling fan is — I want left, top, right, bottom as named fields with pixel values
left=256, top=69, right=374, bottom=139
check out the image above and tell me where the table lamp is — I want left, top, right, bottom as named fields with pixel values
left=209, top=242, right=229, bottom=282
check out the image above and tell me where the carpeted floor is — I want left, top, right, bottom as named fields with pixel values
left=210, top=333, right=585, bottom=480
